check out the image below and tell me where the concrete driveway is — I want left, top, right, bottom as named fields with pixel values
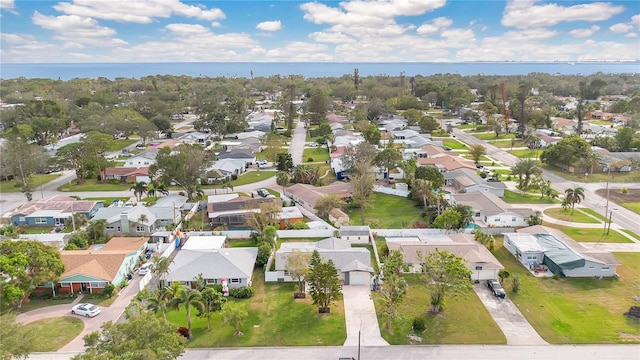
left=473, top=283, right=548, bottom=345
left=342, top=285, right=388, bottom=347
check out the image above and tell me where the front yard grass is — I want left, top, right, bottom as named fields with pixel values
left=345, top=192, right=422, bottom=229
left=303, top=148, right=330, bottom=163
left=25, top=316, right=84, bottom=351
left=621, top=229, right=640, bottom=241
left=59, top=178, right=131, bottom=192
left=542, top=222, right=634, bottom=243
left=442, top=138, right=468, bottom=150
left=490, top=140, right=527, bottom=149
left=507, top=149, right=542, bottom=158
left=166, top=269, right=346, bottom=347
left=540, top=165, right=640, bottom=183
left=107, top=139, right=137, bottom=152
left=373, top=274, right=506, bottom=344
left=474, top=133, right=516, bottom=140
left=15, top=296, right=77, bottom=313
left=503, top=190, right=560, bottom=204
left=230, top=171, right=276, bottom=186
left=492, top=242, right=640, bottom=343
left=578, top=208, right=610, bottom=222
left=543, top=207, right=600, bottom=224
left=0, top=173, right=61, bottom=193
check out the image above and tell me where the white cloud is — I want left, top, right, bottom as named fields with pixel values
left=417, top=17, right=452, bottom=35
left=32, top=11, right=127, bottom=47
left=0, top=0, right=14, bottom=10
left=569, top=25, right=600, bottom=38
left=256, top=20, right=282, bottom=32
left=502, top=0, right=624, bottom=29
left=632, top=14, right=640, bottom=28
left=609, top=23, right=633, bottom=33
left=309, top=31, right=355, bottom=44
left=164, top=23, right=211, bottom=36
left=53, top=0, right=225, bottom=24
left=626, top=32, right=638, bottom=38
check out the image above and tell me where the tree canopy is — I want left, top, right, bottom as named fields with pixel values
left=421, top=249, right=473, bottom=313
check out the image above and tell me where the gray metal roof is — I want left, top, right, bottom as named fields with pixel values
left=339, top=226, right=370, bottom=236
left=166, top=248, right=258, bottom=281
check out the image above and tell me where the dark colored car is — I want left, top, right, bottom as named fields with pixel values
left=257, top=189, right=269, bottom=197
left=486, top=280, right=506, bottom=298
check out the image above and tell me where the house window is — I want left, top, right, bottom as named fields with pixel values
left=34, top=217, right=47, bottom=224
left=19, top=217, right=26, bottom=222
left=106, top=226, right=115, bottom=230
left=475, top=212, right=481, bottom=217
left=283, top=270, right=291, bottom=276
left=512, top=217, right=517, bottom=222
left=206, top=279, right=217, bottom=284
left=136, top=225, right=145, bottom=232
left=90, top=282, right=107, bottom=288
left=495, top=218, right=500, bottom=222
left=602, top=267, right=610, bottom=271
left=230, top=278, right=240, bottom=284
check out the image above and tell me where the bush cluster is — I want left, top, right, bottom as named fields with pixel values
left=229, top=286, right=255, bottom=299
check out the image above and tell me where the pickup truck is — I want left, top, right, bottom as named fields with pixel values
left=486, top=279, right=506, bottom=298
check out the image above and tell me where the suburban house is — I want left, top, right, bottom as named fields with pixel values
left=386, top=233, right=504, bottom=281
left=104, top=166, right=150, bottom=183
left=339, top=225, right=371, bottom=245
left=212, top=158, right=246, bottom=176
left=450, top=192, right=534, bottom=227
left=329, top=208, right=350, bottom=227
left=276, top=206, right=304, bottom=229
left=181, top=235, right=227, bottom=250
left=207, top=194, right=282, bottom=229
left=8, top=196, right=103, bottom=227
left=274, top=237, right=374, bottom=285
left=37, top=237, right=147, bottom=295
left=177, top=131, right=212, bottom=145
left=91, top=204, right=160, bottom=236
left=18, top=233, right=72, bottom=250
left=123, top=150, right=158, bottom=168
left=503, top=225, right=621, bottom=278
left=165, top=247, right=258, bottom=289
left=418, top=155, right=478, bottom=172
left=444, top=168, right=507, bottom=197
left=285, top=182, right=353, bottom=213
left=217, top=148, right=256, bottom=166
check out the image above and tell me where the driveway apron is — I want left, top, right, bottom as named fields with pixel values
left=342, top=285, right=389, bottom=347
left=474, top=284, right=548, bottom=345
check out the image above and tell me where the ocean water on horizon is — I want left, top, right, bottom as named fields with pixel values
left=1, top=62, right=638, bottom=81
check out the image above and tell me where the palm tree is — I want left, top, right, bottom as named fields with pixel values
left=564, top=186, right=585, bottom=215
left=138, top=214, right=148, bottom=234
left=510, top=158, right=540, bottom=190
left=146, top=179, right=169, bottom=198
left=413, top=179, right=433, bottom=209
left=151, top=255, right=174, bottom=289
left=130, top=181, right=147, bottom=202
left=168, top=286, right=204, bottom=339
left=276, top=171, right=290, bottom=194
left=147, top=287, right=173, bottom=320
left=221, top=179, right=234, bottom=194
left=582, top=150, right=600, bottom=176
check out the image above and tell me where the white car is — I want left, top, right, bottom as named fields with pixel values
left=138, top=263, right=153, bottom=276
left=71, top=303, right=101, bottom=317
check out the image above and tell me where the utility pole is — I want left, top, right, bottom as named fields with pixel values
left=603, top=167, right=610, bottom=234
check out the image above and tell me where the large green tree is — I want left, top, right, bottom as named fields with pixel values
left=0, top=240, right=65, bottom=309
left=151, top=144, right=210, bottom=200
left=540, top=135, right=591, bottom=169
left=199, top=286, right=226, bottom=332
left=285, top=249, right=312, bottom=298
left=168, top=286, right=204, bottom=339
left=378, top=250, right=408, bottom=330
left=314, top=194, right=346, bottom=219
left=307, top=250, right=342, bottom=313
left=414, top=166, right=444, bottom=189
left=350, top=161, right=375, bottom=225
left=510, top=158, right=540, bottom=190
left=421, top=249, right=472, bottom=313
left=374, top=148, right=402, bottom=184
left=73, top=309, right=186, bottom=360
left=0, top=313, right=37, bottom=360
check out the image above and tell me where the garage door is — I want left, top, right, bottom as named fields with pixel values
left=347, top=271, right=370, bottom=286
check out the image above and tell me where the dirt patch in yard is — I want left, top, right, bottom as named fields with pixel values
left=595, top=189, right=640, bottom=204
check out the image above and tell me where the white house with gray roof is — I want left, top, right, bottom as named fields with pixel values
left=444, top=168, right=507, bottom=197
left=450, top=192, right=533, bottom=227
left=339, top=225, right=371, bottom=244
left=165, top=247, right=258, bottom=289
left=274, top=237, right=373, bottom=286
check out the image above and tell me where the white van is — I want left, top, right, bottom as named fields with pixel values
left=138, top=263, right=152, bottom=276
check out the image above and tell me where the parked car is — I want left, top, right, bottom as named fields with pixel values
left=71, top=303, right=101, bottom=317
left=135, top=144, right=146, bottom=150
left=138, top=263, right=153, bottom=276
left=475, top=163, right=484, bottom=169
left=486, top=280, right=506, bottom=298
left=257, top=188, right=269, bottom=197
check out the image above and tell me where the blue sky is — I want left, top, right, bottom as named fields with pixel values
left=1, top=0, right=638, bottom=63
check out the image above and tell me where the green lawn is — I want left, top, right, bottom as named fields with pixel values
left=346, top=193, right=423, bottom=228
left=0, top=174, right=61, bottom=193
left=230, top=171, right=277, bottom=186
left=82, top=197, right=128, bottom=205
left=59, top=178, right=131, bottom=192
left=493, top=169, right=512, bottom=175
left=621, top=229, right=640, bottom=241
left=502, top=190, right=560, bottom=204
left=442, top=138, right=468, bottom=150
left=303, top=148, right=330, bottom=163
left=620, top=202, right=640, bottom=214
left=24, top=316, right=84, bottom=351
left=107, top=139, right=137, bottom=151
left=540, top=165, right=640, bottom=183
left=491, top=140, right=527, bottom=149
left=373, top=274, right=506, bottom=344
left=474, top=133, right=516, bottom=140
left=14, top=296, right=77, bottom=313
left=578, top=208, right=610, bottom=223
left=492, top=243, right=640, bottom=343
left=166, top=269, right=346, bottom=347
left=543, top=207, right=600, bottom=223
left=542, top=222, right=634, bottom=243
left=507, top=149, right=542, bottom=159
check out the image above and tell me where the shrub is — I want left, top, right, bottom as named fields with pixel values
left=307, top=157, right=314, bottom=162
left=621, top=187, right=628, bottom=194
left=229, top=286, right=255, bottom=299
left=177, top=326, right=189, bottom=338
left=102, top=283, right=116, bottom=298
left=290, top=221, right=309, bottom=230
left=412, top=316, right=426, bottom=333
left=231, top=174, right=238, bottom=181
left=511, top=274, right=521, bottom=293
left=256, top=242, right=272, bottom=266
left=207, top=284, right=223, bottom=293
